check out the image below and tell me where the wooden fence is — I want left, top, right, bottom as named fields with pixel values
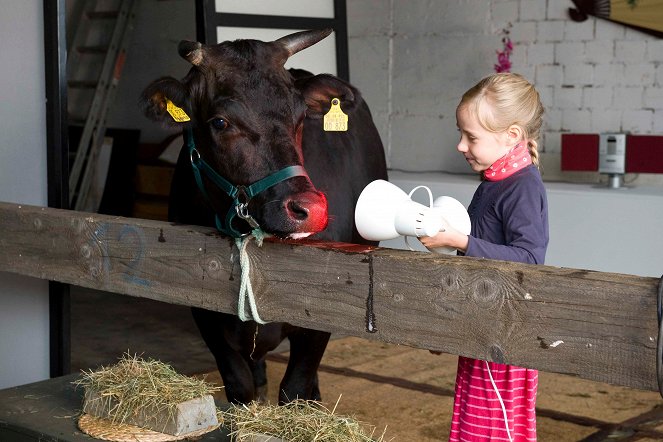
left=0, top=201, right=660, bottom=392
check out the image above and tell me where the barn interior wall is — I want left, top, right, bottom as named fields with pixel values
left=0, top=1, right=50, bottom=389
left=346, top=0, right=663, bottom=188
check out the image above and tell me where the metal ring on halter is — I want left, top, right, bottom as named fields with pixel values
left=656, top=274, right=663, bottom=398
left=190, top=147, right=201, bottom=165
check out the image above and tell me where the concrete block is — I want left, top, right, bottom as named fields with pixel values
left=647, top=40, right=663, bottom=62
left=526, top=42, right=555, bottom=65
left=540, top=133, right=561, bottom=155
left=594, top=63, right=625, bottom=86
left=537, top=85, right=554, bottom=108
left=564, top=20, right=595, bottom=41
left=491, top=1, right=518, bottom=27
left=537, top=21, right=564, bottom=42
left=347, top=0, right=391, bottom=37
left=546, top=1, right=570, bottom=20
left=536, top=64, right=563, bottom=86
left=348, top=36, right=390, bottom=112
left=582, top=86, right=613, bottom=110
left=585, top=40, right=614, bottom=64
left=654, top=110, right=663, bottom=133
left=615, top=40, right=646, bottom=63
left=622, top=109, right=654, bottom=133
left=613, top=86, right=644, bottom=109
left=564, top=64, right=593, bottom=86
left=83, top=389, right=219, bottom=436
left=555, top=41, right=586, bottom=65
left=561, top=109, right=591, bottom=132
left=544, top=107, right=562, bottom=133
left=510, top=21, right=537, bottom=43
left=520, top=0, right=546, bottom=21
left=624, top=64, right=656, bottom=86
left=391, top=34, right=492, bottom=116
left=554, top=86, right=582, bottom=109
left=595, top=18, right=625, bottom=40
left=591, top=109, right=621, bottom=133
left=644, top=87, right=663, bottom=110
left=657, top=64, right=663, bottom=86
left=394, top=0, right=489, bottom=36
left=389, top=114, right=463, bottom=172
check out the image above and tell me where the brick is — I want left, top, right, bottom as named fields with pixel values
left=555, top=86, right=583, bottom=109
left=624, top=64, right=656, bottom=87
left=526, top=42, right=555, bottom=65
left=537, top=21, right=564, bottom=42
left=520, top=0, right=546, bottom=21
left=555, top=41, right=585, bottom=64
left=347, top=0, right=392, bottom=37
left=613, top=86, right=644, bottom=109
left=591, top=109, right=621, bottom=133
left=622, top=109, right=654, bottom=133
left=564, top=64, right=593, bottom=85
left=583, top=86, right=613, bottom=110
left=544, top=107, right=562, bottom=132
left=593, top=63, right=625, bottom=86
left=647, top=40, right=663, bottom=63
left=595, top=18, right=625, bottom=40
left=561, top=109, right=591, bottom=132
left=510, top=21, right=537, bottom=43
left=547, top=1, right=570, bottom=20
left=83, top=390, right=218, bottom=436
left=585, top=40, right=614, bottom=64
left=536, top=64, right=563, bottom=86
left=615, top=40, right=646, bottom=63
left=564, top=20, right=595, bottom=41
left=492, top=1, right=518, bottom=25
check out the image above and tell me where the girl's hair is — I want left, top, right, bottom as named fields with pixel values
left=460, top=73, right=544, bottom=167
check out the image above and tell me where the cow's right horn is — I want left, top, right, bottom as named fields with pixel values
left=276, top=29, right=333, bottom=59
left=178, top=40, right=204, bottom=66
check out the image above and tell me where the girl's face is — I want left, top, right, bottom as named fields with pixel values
left=455, top=103, right=513, bottom=173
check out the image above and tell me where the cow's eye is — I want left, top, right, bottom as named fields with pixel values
left=210, top=118, right=228, bottom=131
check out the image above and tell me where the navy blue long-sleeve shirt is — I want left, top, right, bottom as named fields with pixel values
left=464, top=164, right=549, bottom=265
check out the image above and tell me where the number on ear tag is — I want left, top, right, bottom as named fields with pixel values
left=323, top=98, right=348, bottom=132
left=166, top=98, right=190, bottom=122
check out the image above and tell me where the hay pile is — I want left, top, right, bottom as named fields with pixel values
left=222, top=397, right=388, bottom=442
left=73, top=353, right=222, bottom=426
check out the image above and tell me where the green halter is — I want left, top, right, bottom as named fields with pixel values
left=186, top=129, right=309, bottom=237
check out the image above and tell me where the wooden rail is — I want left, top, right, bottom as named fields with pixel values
left=0, top=201, right=660, bottom=391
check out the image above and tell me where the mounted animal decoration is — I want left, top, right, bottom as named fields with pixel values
left=141, top=29, right=387, bottom=404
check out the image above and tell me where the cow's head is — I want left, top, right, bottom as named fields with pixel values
left=141, top=29, right=358, bottom=238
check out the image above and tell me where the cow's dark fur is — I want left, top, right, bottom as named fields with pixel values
left=141, top=30, right=387, bottom=404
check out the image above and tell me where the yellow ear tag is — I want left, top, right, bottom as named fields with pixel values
left=323, top=98, right=348, bottom=132
left=166, top=98, right=190, bottom=122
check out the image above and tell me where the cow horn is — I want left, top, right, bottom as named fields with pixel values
left=178, top=40, right=204, bottom=66
left=276, top=29, right=333, bottom=59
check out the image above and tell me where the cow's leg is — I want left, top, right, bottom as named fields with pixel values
left=250, top=357, right=268, bottom=403
left=278, top=328, right=331, bottom=404
left=191, top=307, right=256, bottom=403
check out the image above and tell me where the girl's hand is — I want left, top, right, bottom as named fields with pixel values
left=418, top=226, right=469, bottom=253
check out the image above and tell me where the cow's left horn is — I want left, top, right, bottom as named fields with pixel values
left=178, top=40, right=204, bottom=66
left=276, top=29, right=333, bottom=59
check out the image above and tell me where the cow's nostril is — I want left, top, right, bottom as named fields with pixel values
left=287, top=201, right=309, bottom=221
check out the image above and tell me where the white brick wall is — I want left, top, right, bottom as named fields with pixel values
left=347, top=0, right=663, bottom=186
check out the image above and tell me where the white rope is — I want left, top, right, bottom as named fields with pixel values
left=235, top=229, right=269, bottom=324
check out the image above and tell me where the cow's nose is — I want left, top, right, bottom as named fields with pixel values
left=285, top=192, right=328, bottom=232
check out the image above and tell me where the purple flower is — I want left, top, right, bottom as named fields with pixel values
left=494, top=26, right=513, bottom=73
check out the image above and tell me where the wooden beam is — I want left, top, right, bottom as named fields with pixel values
left=0, top=202, right=660, bottom=391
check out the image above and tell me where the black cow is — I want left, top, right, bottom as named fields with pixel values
left=141, top=29, right=387, bottom=404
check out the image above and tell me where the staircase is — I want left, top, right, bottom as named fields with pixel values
left=67, top=0, right=137, bottom=211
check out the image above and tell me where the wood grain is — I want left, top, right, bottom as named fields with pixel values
left=0, top=202, right=659, bottom=391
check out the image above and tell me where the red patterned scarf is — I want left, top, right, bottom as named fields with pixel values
left=484, top=141, right=531, bottom=181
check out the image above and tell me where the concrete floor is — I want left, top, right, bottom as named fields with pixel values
left=70, top=286, right=217, bottom=376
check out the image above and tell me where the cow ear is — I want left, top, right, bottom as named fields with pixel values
left=297, top=74, right=360, bottom=119
left=140, top=77, right=192, bottom=126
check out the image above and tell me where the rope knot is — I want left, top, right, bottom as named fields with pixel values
left=235, top=229, right=270, bottom=324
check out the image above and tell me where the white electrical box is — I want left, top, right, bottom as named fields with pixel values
left=598, top=133, right=626, bottom=175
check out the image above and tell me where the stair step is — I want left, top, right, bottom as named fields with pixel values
left=86, top=11, right=119, bottom=20
left=68, top=80, right=97, bottom=89
left=76, top=46, right=108, bottom=54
